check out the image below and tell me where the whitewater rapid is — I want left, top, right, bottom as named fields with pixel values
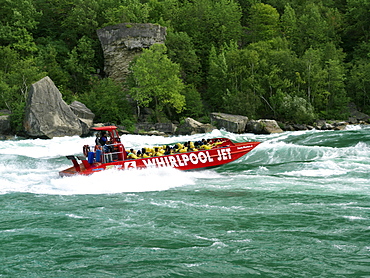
left=1, top=126, right=370, bottom=196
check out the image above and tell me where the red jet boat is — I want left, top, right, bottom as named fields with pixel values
left=59, top=126, right=260, bottom=177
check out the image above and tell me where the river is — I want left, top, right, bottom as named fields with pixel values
left=1, top=126, right=369, bottom=277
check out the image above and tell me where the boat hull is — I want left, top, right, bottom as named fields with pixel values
left=59, top=141, right=260, bottom=177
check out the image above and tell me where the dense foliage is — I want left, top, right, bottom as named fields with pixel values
left=1, top=0, right=370, bottom=129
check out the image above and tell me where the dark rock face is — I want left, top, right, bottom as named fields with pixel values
left=348, top=103, right=370, bottom=123
left=23, top=76, right=82, bottom=138
left=97, top=23, right=167, bottom=82
left=0, top=115, right=11, bottom=135
left=0, top=109, right=11, bottom=136
left=210, top=112, right=249, bottom=134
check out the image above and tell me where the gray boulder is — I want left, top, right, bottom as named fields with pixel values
left=135, top=122, right=177, bottom=134
left=176, top=117, right=215, bottom=135
left=0, top=115, right=11, bottom=135
left=293, top=124, right=308, bottom=131
left=97, top=23, right=167, bottom=83
left=333, top=121, right=348, bottom=130
left=23, top=76, right=82, bottom=138
left=348, top=103, right=370, bottom=123
left=321, top=122, right=334, bottom=130
left=210, top=112, right=249, bottom=134
left=0, top=109, right=11, bottom=135
left=246, top=119, right=283, bottom=134
left=69, top=101, right=95, bottom=136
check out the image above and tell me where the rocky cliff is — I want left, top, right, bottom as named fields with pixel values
left=97, top=23, right=167, bottom=82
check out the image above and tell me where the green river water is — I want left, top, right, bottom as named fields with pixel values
left=1, top=127, right=369, bottom=277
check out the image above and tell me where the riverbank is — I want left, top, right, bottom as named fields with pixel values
left=1, top=108, right=369, bottom=139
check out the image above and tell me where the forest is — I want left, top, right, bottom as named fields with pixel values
left=1, top=0, right=370, bottom=132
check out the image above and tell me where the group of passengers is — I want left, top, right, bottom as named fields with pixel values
left=95, top=132, right=112, bottom=152
left=126, top=139, right=224, bottom=159
left=94, top=131, right=225, bottom=160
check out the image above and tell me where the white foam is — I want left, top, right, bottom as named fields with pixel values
left=2, top=126, right=370, bottom=196
left=51, top=167, right=200, bottom=195
left=343, top=216, right=367, bottom=221
left=0, top=136, right=91, bottom=158
left=345, top=125, right=363, bottom=130
left=0, top=166, right=200, bottom=195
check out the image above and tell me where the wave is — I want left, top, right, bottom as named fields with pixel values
left=1, top=127, right=370, bottom=195
left=0, top=166, right=213, bottom=195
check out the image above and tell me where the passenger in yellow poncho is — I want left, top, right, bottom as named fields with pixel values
left=154, top=147, right=163, bottom=156
left=189, top=141, right=198, bottom=151
left=127, top=149, right=138, bottom=159
left=200, top=143, right=212, bottom=150
left=140, top=147, right=151, bottom=158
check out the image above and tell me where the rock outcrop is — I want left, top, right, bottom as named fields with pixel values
left=69, top=101, right=95, bottom=136
left=246, top=119, right=283, bottom=134
left=135, top=122, right=177, bottom=135
left=97, top=23, right=167, bottom=82
left=210, top=112, right=249, bottom=133
left=23, top=76, right=83, bottom=138
left=176, top=118, right=215, bottom=135
left=0, top=110, right=11, bottom=136
left=348, top=103, right=370, bottom=123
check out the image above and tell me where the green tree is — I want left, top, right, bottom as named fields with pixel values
left=180, top=84, right=205, bottom=119
left=348, top=60, right=370, bottom=114
left=345, top=0, right=370, bottom=44
left=270, top=90, right=315, bottom=123
left=283, top=2, right=343, bottom=55
left=102, top=0, right=149, bottom=26
left=246, top=3, right=281, bottom=43
left=245, top=38, right=299, bottom=118
left=300, top=47, right=326, bottom=106
left=0, top=0, right=39, bottom=55
left=299, top=45, right=348, bottom=118
left=129, top=44, right=186, bottom=122
left=36, top=43, right=70, bottom=89
left=281, top=4, right=298, bottom=48
left=60, top=0, right=100, bottom=45
left=166, top=31, right=202, bottom=87
left=207, top=45, right=229, bottom=111
left=0, top=47, right=45, bottom=109
left=79, top=78, right=133, bottom=125
left=65, top=36, right=97, bottom=94
left=173, top=0, right=242, bottom=73
left=323, top=58, right=348, bottom=118
left=0, top=46, right=46, bottom=132
left=207, top=42, right=263, bottom=117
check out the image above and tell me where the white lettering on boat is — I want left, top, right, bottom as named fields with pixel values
left=198, top=152, right=208, bottom=163
left=168, top=156, right=178, bottom=167
left=181, top=154, right=190, bottom=165
left=176, top=155, right=185, bottom=167
left=124, top=161, right=137, bottom=169
left=139, top=149, right=231, bottom=168
left=237, top=145, right=253, bottom=150
left=206, top=152, right=214, bottom=162
left=217, top=148, right=232, bottom=161
left=142, top=159, right=156, bottom=167
left=155, top=157, right=167, bottom=167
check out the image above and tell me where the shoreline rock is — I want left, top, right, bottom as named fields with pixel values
left=0, top=109, right=11, bottom=135
left=246, top=119, right=283, bottom=134
left=210, top=112, right=248, bottom=134
left=22, top=76, right=94, bottom=139
left=2, top=103, right=370, bottom=139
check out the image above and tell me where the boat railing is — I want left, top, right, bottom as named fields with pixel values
left=86, top=143, right=123, bottom=164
